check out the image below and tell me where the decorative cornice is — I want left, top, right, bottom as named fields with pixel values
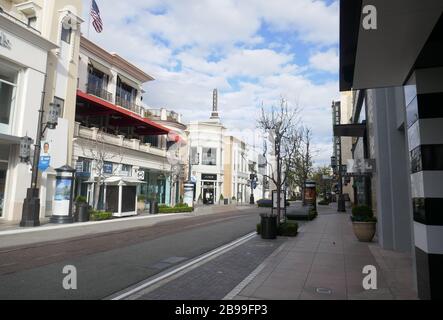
left=0, top=15, right=57, bottom=51
left=80, top=36, right=154, bottom=83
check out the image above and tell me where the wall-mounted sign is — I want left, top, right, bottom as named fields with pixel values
left=137, top=170, right=145, bottom=181
left=202, top=173, right=217, bottom=181
left=103, top=162, right=113, bottom=174
left=0, top=31, right=11, bottom=50
left=347, top=159, right=376, bottom=175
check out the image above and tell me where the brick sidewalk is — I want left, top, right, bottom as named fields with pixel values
left=227, top=204, right=418, bottom=300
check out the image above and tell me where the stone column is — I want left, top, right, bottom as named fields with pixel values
left=404, top=67, right=443, bottom=300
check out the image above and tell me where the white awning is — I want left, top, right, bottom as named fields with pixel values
left=104, top=176, right=144, bottom=186
left=89, top=58, right=112, bottom=77
left=118, top=74, right=142, bottom=91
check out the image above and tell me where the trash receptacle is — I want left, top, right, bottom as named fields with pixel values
left=260, top=214, right=278, bottom=239
left=149, top=200, right=158, bottom=214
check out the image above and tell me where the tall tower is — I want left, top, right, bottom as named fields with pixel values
left=210, top=89, right=220, bottom=121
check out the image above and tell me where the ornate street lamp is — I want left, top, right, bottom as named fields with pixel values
left=19, top=136, right=33, bottom=163
left=20, top=101, right=61, bottom=227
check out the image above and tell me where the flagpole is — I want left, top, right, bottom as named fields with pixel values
left=87, top=0, right=92, bottom=38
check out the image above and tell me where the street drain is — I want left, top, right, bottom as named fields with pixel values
left=316, top=288, right=332, bottom=295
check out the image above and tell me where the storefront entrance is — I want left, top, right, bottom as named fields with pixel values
left=203, top=187, right=215, bottom=205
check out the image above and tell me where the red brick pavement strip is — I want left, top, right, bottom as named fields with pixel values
left=0, top=210, right=257, bottom=276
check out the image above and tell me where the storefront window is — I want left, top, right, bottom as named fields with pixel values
left=0, top=62, right=18, bottom=134
left=202, top=148, right=217, bottom=166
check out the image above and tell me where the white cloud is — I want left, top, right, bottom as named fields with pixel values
left=309, top=48, right=339, bottom=73
left=82, top=0, right=340, bottom=167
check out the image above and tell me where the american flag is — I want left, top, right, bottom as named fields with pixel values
left=90, top=0, right=103, bottom=33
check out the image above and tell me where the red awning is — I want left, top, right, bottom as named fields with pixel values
left=76, top=90, right=170, bottom=136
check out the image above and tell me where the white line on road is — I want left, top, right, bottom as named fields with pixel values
left=108, top=231, right=257, bottom=300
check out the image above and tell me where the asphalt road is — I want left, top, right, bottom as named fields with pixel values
left=0, top=208, right=262, bottom=300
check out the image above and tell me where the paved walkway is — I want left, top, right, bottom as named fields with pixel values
left=227, top=204, right=418, bottom=300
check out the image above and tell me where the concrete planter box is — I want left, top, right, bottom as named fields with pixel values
left=352, top=221, right=376, bottom=242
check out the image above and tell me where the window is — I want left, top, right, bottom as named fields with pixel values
left=202, top=148, right=217, bottom=166
left=144, top=136, right=159, bottom=148
left=116, top=76, right=137, bottom=107
left=61, top=24, right=72, bottom=44
left=191, top=147, right=199, bottom=165
left=0, top=62, right=18, bottom=134
left=27, top=16, right=37, bottom=28
left=121, top=164, right=132, bottom=177
left=53, top=97, right=64, bottom=119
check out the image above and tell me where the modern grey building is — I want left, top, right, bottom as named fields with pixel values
left=340, top=0, right=443, bottom=299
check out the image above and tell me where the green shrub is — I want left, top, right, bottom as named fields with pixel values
left=159, top=205, right=193, bottom=213
left=232, top=196, right=236, bottom=201
left=90, top=211, right=113, bottom=221
left=278, top=221, right=299, bottom=237
left=351, top=205, right=377, bottom=222
left=256, top=221, right=298, bottom=237
left=75, top=195, right=87, bottom=203
left=174, top=203, right=189, bottom=208
left=220, top=194, right=224, bottom=200
left=138, top=195, right=147, bottom=202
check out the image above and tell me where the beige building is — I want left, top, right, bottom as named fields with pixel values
left=0, top=0, right=83, bottom=222
left=223, top=135, right=249, bottom=203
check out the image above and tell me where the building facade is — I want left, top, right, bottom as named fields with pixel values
left=74, top=36, right=175, bottom=210
left=340, top=0, right=443, bottom=299
left=0, top=0, right=82, bottom=222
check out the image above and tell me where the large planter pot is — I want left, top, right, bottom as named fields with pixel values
left=76, top=203, right=90, bottom=222
left=352, top=221, right=376, bottom=242
left=137, top=201, right=146, bottom=213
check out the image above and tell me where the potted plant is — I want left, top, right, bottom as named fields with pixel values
left=351, top=205, right=377, bottom=242
left=137, top=194, right=147, bottom=213
left=75, top=195, right=89, bottom=222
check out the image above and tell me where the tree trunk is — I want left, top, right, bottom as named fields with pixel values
left=93, top=178, right=101, bottom=211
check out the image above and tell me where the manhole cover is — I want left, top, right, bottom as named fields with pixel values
left=316, top=287, right=332, bottom=295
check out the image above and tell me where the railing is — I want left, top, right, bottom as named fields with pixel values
left=0, top=7, right=40, bottom=34
left=115, top=96, right=144, bottom=116
left=87, top=82, right=113, bottom=102
left=75, top=124, right=167, bottom=158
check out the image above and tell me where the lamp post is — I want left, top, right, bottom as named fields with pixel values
left=331, top=155, right=346, bottom=212
left=250, top=173, right=257, bottom=204
left=19, top=99, right=61, bottom=227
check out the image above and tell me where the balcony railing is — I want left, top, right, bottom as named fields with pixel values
left=115, top=96, right=144, bottom=116
left=87, top=82, right=113, bottom=102
left=75, top=123, right=167, bottom=158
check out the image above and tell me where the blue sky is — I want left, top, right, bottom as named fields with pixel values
left=83, top=0, right=340, bottom=166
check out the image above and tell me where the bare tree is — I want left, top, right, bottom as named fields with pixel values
left=289, top=127, right=314, bottom=204
left=258, top=98, right=301, bottom=222
left=79, top=130, right=123, bottom=210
